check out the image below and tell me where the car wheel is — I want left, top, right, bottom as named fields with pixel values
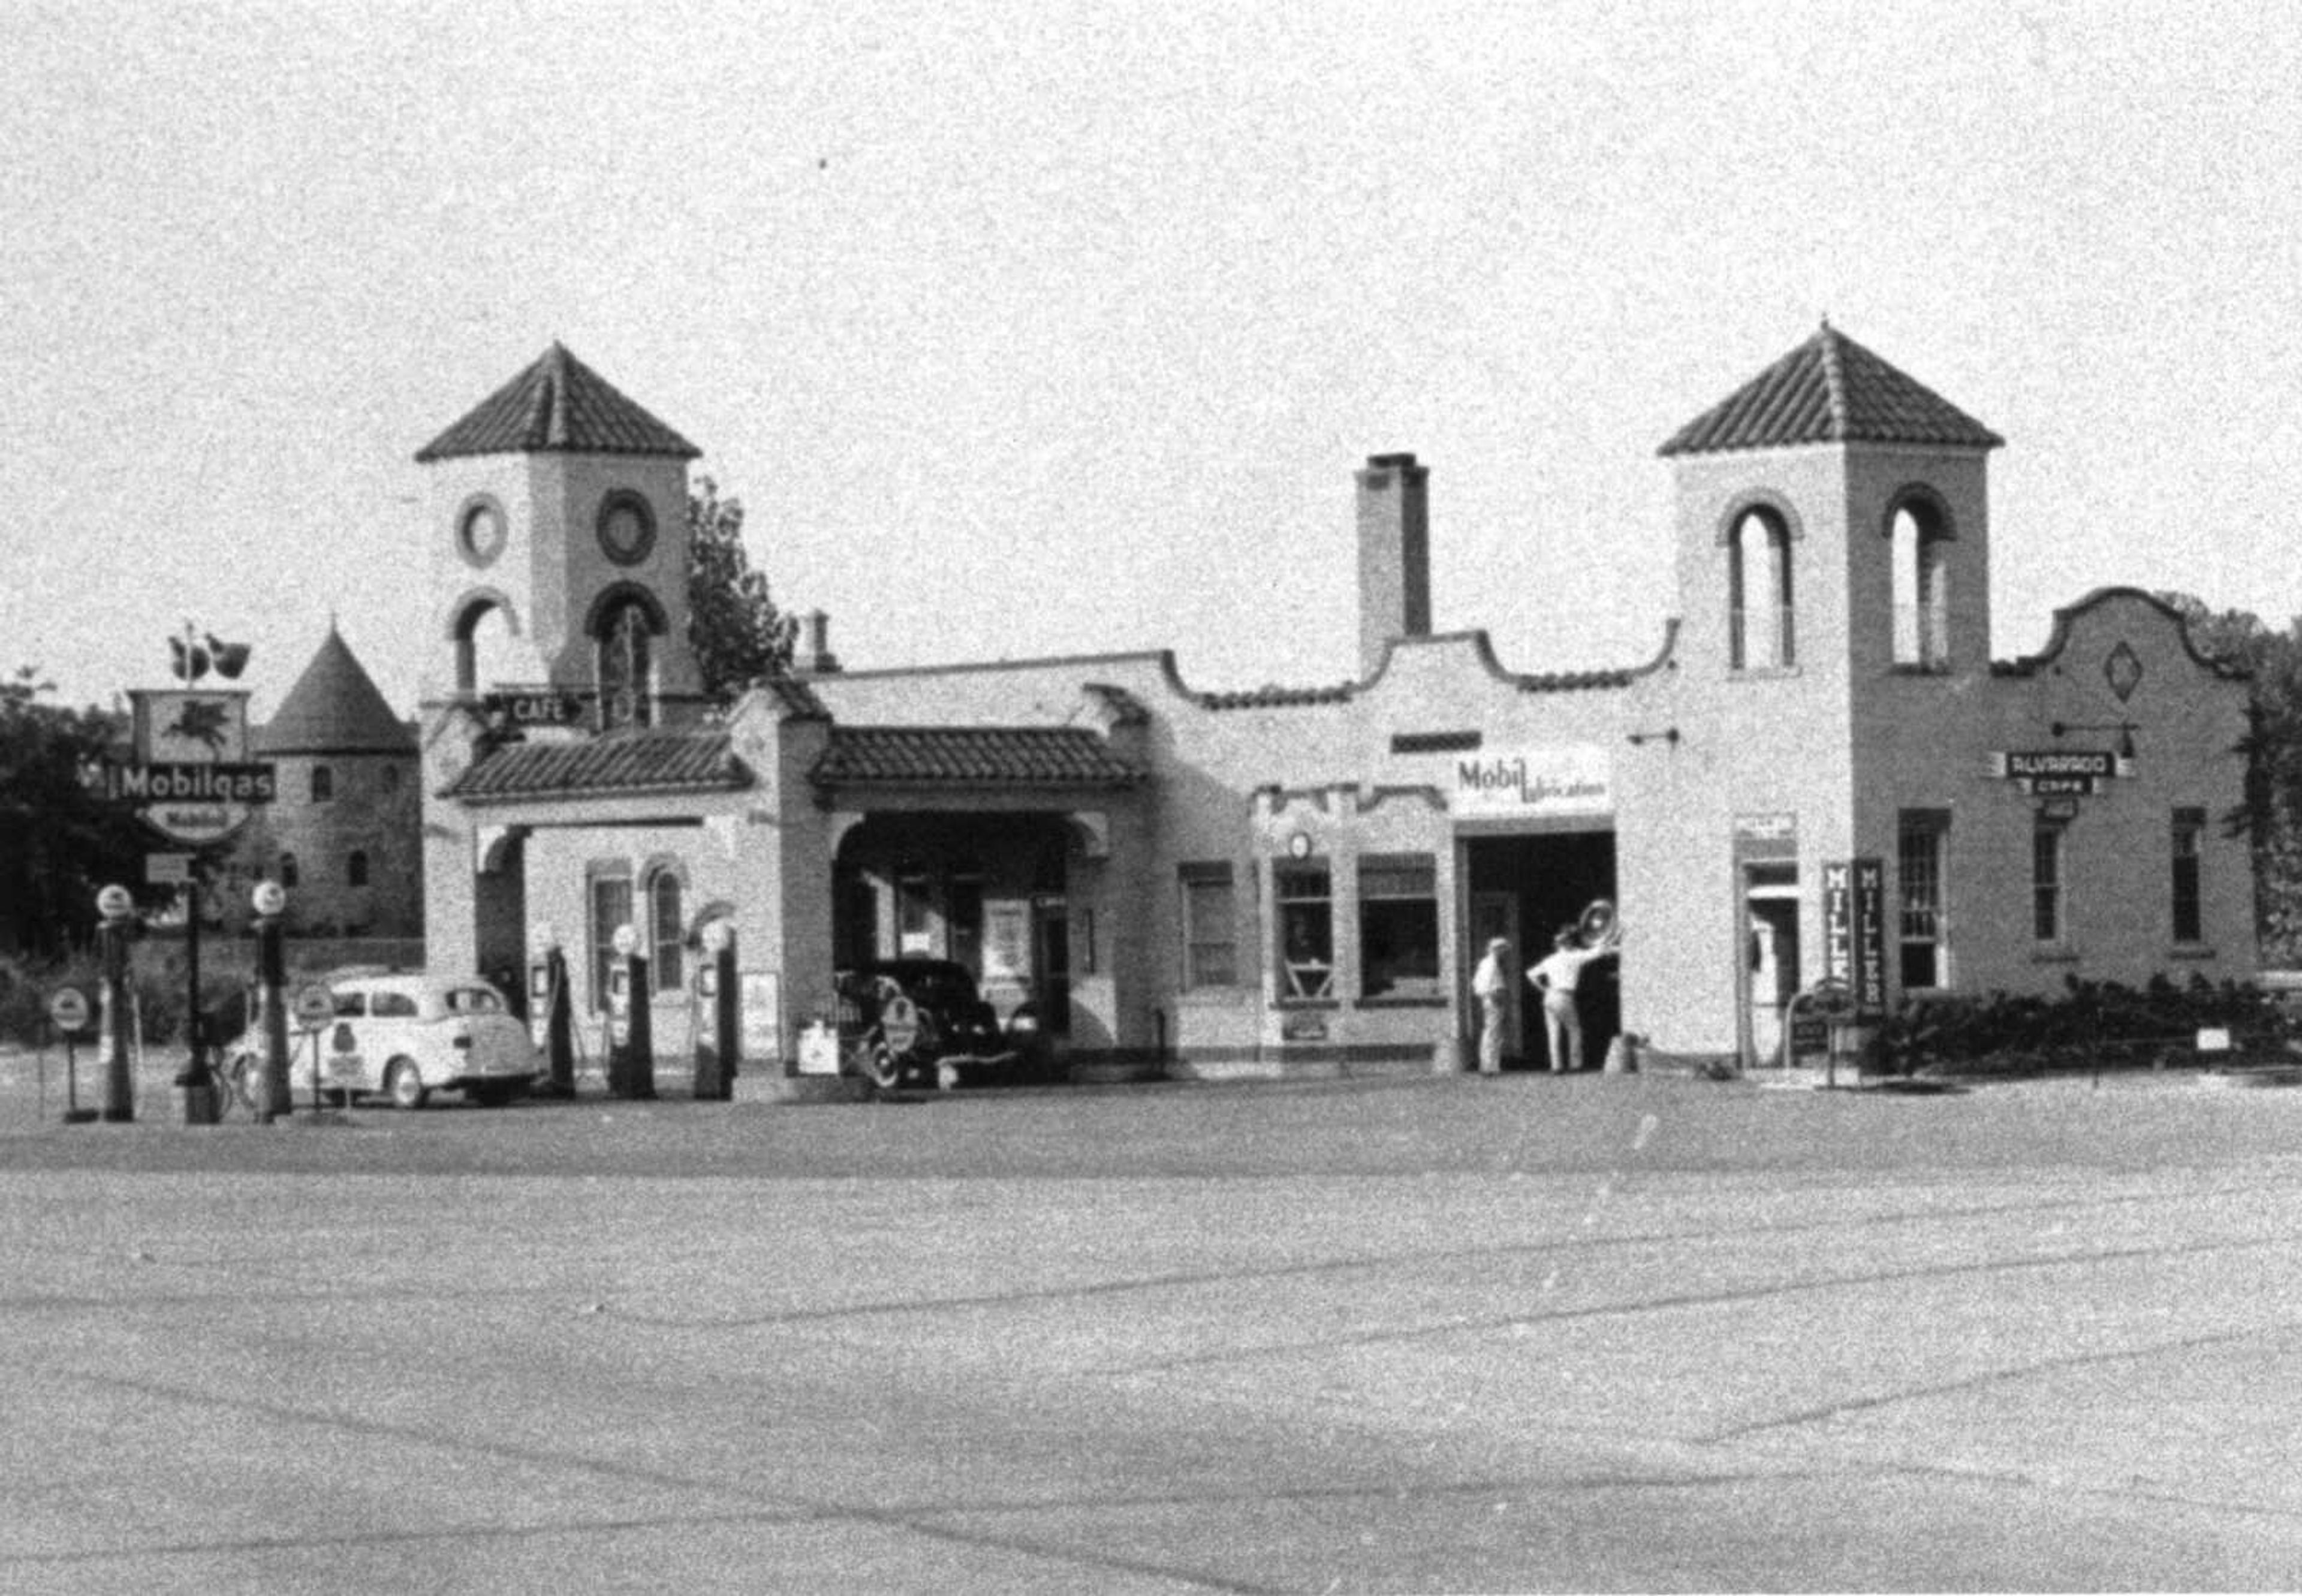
left=385, top=1059, right=427, bottom=1111
left=863, top=1036, right=904, bottom=1091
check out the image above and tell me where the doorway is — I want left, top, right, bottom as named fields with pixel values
left=1742, top=864, right=1800, bottom=1067
left=1462, top=830, right=1617, bottom=1070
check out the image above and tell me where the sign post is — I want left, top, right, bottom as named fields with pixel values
left=89, top=634, right=270, bottom=1126
left=47, top=987, right=93, bottom=1125
left=294, top=983, right=336, bottom=1116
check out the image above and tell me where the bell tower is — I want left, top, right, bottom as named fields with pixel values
left=414, top=343, right=704, bottom=728
left=1659, top=323, right=2004, bottom=695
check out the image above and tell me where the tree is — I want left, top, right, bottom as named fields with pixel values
left=687, top=475, right=798, bottom=706
left=0, top=670, right=147, bottom=959
left=2158, top=593, right=2302, bottom=966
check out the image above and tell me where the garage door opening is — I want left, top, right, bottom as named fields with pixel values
left=1463, top=830, right=1617, bottom=1070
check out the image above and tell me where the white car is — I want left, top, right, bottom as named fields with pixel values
left=229, top=971, right=540, bottom=1110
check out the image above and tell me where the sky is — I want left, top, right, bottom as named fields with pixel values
left=5, top=0, right=2301, bottom=721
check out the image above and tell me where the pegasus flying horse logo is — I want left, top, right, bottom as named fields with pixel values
left=163, top=698, right=235, bottom=757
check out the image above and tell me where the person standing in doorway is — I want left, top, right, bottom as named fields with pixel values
left=1471, top=936, right=1512, bottom=1075
left=1528, top=922, right=1621, bottom=1073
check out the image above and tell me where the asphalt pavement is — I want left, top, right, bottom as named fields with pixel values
left=4, top=1052, right=2302, bottom=1592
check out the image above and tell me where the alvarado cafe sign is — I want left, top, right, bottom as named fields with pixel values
left=1445, top=745, right=1613, bottom=818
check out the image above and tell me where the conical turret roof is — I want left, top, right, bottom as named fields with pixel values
left=414, top=342, right=701, bottom=463
left=257, top=625, right=415, bottom=755
left=1659, top=323, right=2003, bottom=457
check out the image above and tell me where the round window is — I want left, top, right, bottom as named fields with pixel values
left=597, top=492, right=656, bottom=565
left=457, top=499, right=507, bottom=567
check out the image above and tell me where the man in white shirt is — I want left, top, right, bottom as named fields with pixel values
left=1527, top=923, right=1621, bottom=1073
left=1471, top=936, right=1512, bottom=1074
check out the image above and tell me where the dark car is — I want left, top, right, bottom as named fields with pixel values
left=837, top=958, right=1020, bottom=1090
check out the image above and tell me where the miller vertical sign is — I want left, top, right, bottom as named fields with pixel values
left=1824, top=858, right=1888, bottom=1017
left=1852, top=857, right=1887, bottom=1019
left=1822, top=863, right=1853, bottom=989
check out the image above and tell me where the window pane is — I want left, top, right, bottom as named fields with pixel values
left=1898, top=817, right=1944, bottom=990
left=651, top=874, right=683, bottom=992
left=1275, top=864, right=1332, bottom=998
left=591, top=875, right=632, bottom=1012
left=2173, top=808, right=2204, bottom=943
left=2032, top=829, right=2062, bottom=942
left=1181, top=866, right=1236, bottom=989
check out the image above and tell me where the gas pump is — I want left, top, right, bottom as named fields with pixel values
left=95, top=884, right=139, bottom=1124
left=528, top=926, right=574, bottom=1097
left=251, top=880, right=293, bottom=1122
left=605, top=923, right=655, bottom=1100
left=692, top=919, right=739, bottom=1101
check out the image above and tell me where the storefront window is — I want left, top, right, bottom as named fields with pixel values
left=1274, top=862, right=1333, bottom=999
left=1180, top=863, right=1237, bottom=989
left=1359, top=854, right=1439, bottom=999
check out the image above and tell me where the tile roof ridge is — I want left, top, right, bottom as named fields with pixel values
left=1815, top=318, right=1850, bottom=438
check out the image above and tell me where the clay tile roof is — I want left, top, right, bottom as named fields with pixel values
left=750, top=674, right=831, bottom=721
left=445, top=727, right=751, bottom=800
left=1517, top=667, right=1637, bottom=693
left=257, top=626, right=415, bottom=755
left=414, top=343, right=701, bottom=463
left=1659, top=324, right=2003, bottom=457
left=811, top=726, right=1143, bottom=788
left=1195, top=682, right=1357, bottom=711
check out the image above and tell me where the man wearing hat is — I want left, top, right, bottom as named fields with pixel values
left=1471, top=935, right=1514, bottom=1074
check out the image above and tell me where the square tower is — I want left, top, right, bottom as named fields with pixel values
left=414, top=343, right=704, bottom=728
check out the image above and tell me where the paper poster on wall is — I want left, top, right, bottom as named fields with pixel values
left=739, top=971, right=782, bottom=1064
left=983, top=899, right=1032, bottom=982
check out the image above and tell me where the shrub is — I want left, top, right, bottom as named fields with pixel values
left=1879, top=972, right=2295, bottom=1075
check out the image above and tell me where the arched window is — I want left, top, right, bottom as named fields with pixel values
left=1890, top=493, right=1953, bottom=669
left=1727, top=505, right=1794, bottom=671
left=451, top=593, right=519, bottom=697
left=310, top=764, right=333, bottom=802
left=649, top=869, right=685, bottom=992
left=279, top=853, right=300, bottom=889
left=597, top=598, right=655, bottom=730
left=348, top=850, right=369, bottom=888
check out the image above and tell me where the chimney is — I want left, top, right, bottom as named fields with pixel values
left=794, top=609, right=840, bottom=674
left=1356, top=452, right=1430, bottom=678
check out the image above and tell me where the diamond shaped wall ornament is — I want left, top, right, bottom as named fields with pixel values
left=2105, top=640, right=2143, bottom=703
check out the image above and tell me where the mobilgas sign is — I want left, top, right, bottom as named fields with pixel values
left=96, top=763, right=278, bottom=803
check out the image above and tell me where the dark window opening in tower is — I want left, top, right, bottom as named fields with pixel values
left=598, top=601, right=655, bottom=730
left=1891, top=502, right=1951, bottom=669
left=1728, top=507, right=1793, bottom=670
left=454, top=600, right=517, bottom=697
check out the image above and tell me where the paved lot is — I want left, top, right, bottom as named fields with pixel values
left=4, top=1050, right=2302, bottom=1592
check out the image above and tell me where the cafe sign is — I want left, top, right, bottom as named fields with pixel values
left=1448, top=745, right=1613, bottom=818
left=1988, top=749, right=2121, bottom=797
